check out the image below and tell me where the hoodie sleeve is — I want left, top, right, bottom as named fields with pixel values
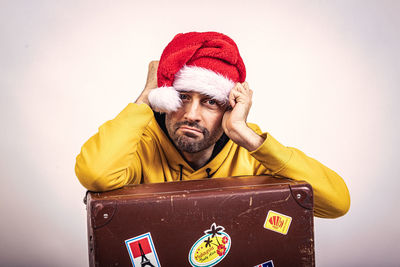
left=249, top=127, right=350, bottom=219
left=75, top=103, right=154, bottom=191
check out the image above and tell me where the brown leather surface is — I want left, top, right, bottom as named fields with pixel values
left=87, top=175, right=314, bottom=266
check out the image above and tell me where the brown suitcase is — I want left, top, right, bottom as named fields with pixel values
left=86, top=175, right=314, bottom=267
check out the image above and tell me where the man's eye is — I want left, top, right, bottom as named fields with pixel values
left=207, top=99, right=216, bottom=105
left=179, top=94, right=188, bottom=100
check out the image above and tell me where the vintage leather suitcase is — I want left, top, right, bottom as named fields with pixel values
left=86, top=175, right=314, bottom=267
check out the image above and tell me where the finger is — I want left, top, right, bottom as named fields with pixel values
left=241, top=82, right=253, bottom=101
left=145, top=61, right=159, bottom=89
left=235, top=82, right=245, bottom=93
left=228, top=89, right=236, bottom=108
left=242, top=82, right=249, bottom=91
left=148, top=60, right=159, bottom=71
left=228, top=84, right=240, bottom=107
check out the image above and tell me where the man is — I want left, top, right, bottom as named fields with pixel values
left=75, top=31, right=350, bottom=218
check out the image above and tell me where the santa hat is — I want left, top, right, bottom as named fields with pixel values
left=148, top=32, right=246, bottom=113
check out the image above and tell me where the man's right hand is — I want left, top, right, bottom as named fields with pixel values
left=222, top=82, right=264, bottom=152
left=135, top=60, right=159, bottom=105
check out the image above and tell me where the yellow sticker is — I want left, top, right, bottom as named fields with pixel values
left=263, top=210, right=292, bottom=235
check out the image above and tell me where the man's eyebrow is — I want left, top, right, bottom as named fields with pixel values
left=178, top=91, right=222, bottom=102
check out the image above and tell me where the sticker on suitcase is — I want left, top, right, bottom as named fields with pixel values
left=263, top=210, right=292, bottom=235
left=125, top=232, right=161, bottom=267
left=254, top=259, right=274, bottom=267
left=188, top=223, right=231, bottom=267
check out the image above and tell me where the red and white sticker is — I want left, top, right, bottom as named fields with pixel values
left=125, top=232, right=161, bottom=267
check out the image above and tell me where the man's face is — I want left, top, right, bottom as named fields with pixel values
left=165, top=92, right=226, bottom=153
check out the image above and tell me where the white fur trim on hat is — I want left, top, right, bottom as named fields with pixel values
left=148, top=65, right=234, bottom=113
left=173, top=65, right=234, bottom=103
left=148, top=86, right=182, bottom=113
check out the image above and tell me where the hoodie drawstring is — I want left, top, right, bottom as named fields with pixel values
left=178, top=165, right=211, bottom=179
left=179, top=164, right=183, bottom=181
left=206, top=168, right=212, bottom=178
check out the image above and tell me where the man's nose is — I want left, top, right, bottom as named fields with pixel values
left=183, top=101, right=201, bottom=122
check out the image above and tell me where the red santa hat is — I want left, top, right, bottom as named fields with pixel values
left=148, top=32, right=246, bottom=112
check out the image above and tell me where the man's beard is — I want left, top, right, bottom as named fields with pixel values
left=166, top=120, right=223, bottom=153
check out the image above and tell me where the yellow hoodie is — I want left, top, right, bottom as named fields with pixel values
left=75, top=103, right=350, bottom=218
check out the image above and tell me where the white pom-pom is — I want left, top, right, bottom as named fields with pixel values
left=148, top=86, right=182, bottom=113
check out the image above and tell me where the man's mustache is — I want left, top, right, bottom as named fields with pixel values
left=174, top=121, right=208, bottom=135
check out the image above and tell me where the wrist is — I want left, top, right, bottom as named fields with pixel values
left=227, top=124, right=264, bottom=151
left=135, top=90, right=150, bottom=105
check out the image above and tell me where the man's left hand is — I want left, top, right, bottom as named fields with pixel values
left=222, top=82, right=265, bottom=151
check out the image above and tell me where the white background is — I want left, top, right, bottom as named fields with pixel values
left=1, top=1, right=399, bottom=266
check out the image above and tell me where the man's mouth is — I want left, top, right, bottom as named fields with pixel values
left=174, top=121, right=205, bottom=134
left=178, top=126, right=203, bottom=137
left=179, top=126, right=202, bottom=133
